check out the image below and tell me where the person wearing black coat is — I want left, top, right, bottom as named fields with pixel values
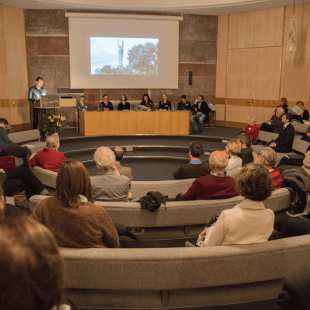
left=158, top=94, right=171, bottom=111
left=177, top=95, right=191, bottom=111
left=190, top=95, right=211, bottom=133
left=268, top=113, right=295, bottom=153
left=99, top=94, right=114, bottom=111
left=173, top=142, right=210, bottom=179
left=117, top=94, right=130, bottom=111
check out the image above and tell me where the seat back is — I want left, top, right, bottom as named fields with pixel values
left=258, top=130, right=278, bottom=142
left=8, top=129, right=40, bottom=144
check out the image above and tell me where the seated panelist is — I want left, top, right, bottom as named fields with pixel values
left=141, top=94, right=155, bottom=111
left=99, top=94, right=114, bottom=111
left=158, top=93, right=171, bottom=111
left=177, top=95, right=191, bottom=111
left=76, top=95, right=90, bottom=112
left=117, top=94, right=131, bottom=111
left=191, top=95, right=211, bottom=133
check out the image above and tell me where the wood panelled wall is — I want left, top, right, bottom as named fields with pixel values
left=0, top=4, right=30, bottom=132
left=215, top=3, right=310, bottom=128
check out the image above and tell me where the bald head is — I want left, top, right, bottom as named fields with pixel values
left=113, top=146, right=125, bottom=162
left=209, top=151, right=229, bottom=173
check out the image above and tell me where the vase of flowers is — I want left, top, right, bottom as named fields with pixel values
left=40, top=114, right=67, bottom=136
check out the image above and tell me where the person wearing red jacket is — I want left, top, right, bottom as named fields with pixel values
left=29, top=134, right=67, bottom=172
left=243, top=115, right=259, bottom=141
left=176, top=151, right=239, bottom=201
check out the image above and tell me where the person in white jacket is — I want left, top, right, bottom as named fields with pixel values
left=199, top=163, right=275, bottom=247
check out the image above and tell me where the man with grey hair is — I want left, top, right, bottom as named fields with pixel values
left=260, top=107, right=284, bottom=133
left=91, top=146, right=132, bottom=201
left=176, top=151, right=238, bottom=201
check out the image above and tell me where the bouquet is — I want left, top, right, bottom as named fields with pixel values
left=40, top=114, right=67, bottom=136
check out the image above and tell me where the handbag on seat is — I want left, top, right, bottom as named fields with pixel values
left=0, top=156, right=16, bottom=171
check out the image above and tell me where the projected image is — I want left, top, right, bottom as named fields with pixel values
left=91, top=37, right=158, bottom=75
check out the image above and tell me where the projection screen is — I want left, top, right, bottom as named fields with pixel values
left=66, top=13, right=182, bottom=89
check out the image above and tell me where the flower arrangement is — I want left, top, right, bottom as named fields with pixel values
left=40, top=114, right=67, bottom=136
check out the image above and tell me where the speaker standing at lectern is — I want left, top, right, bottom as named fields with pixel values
left=28, top=77, right=46, bottom=129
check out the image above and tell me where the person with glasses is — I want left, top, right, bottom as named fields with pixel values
left=0, top=118, right=32, bottom=166
left=99, top=94, right=114, bottom=111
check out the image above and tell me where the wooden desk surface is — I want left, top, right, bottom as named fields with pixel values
left=79, top=111, right=191, bottom=136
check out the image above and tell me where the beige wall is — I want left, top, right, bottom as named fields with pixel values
left=0, top=4, right=29, bottom=132
left=215, top=4, right=310, bottom=128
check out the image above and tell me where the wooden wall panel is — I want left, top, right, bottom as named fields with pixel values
left=254, top=7, right=284, bottom=47
left=0, top=107, right=11, bottom=123
left=228, top=11, right=255, bottom=49
left=225, top=105, right=251, bottom=123
left=215, top=104, right=225, bottom=121
left=250, top=107, right=275, bottom=125
left=2, top=5, right=25, bottom=39
left=10, top=107, right=30, bottom=125
left=252, top=47, right=282, bottom=100
left=0, top=36, right=6, bottom=74
left=281, top=58, right=310, bottom=101
left=6, top=38, right=29, bottom=99
left=226, top=49, right=253, bottom=99
left=0, top=73, right=9, bottom=100
left=0, top=5, right=3, bottom=36
left=216, top=15, right=228, bottom=98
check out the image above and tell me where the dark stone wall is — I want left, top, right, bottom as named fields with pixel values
left=24, top=10, right=217, bottom=125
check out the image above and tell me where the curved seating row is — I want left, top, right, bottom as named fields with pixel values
left=61, top=234, right=310, bottom=309
left=30, top=188, right=291, bottom=247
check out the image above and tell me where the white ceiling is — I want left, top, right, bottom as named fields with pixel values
left=0, top=0, right=309, bottom=15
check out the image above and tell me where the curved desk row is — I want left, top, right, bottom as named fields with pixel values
left=79, top=111, right=192, bottom=136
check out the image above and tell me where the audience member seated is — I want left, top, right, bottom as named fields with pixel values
left=99, top=94, right=114, bottom=111
left=31, top=159, right=120, bottom=248
left=112, top=146, right=133, bottom=180
left=117, top=94, right=130, bottom=111
left=275, top=265, right=310, bottom=310
left=292, top=101, right=309, bottom=123
left=141, top=94, right=155, bottom=111
left=177, top=95, right=191, bottom=111
left=301, top=125, right=310, bottom=143
left=268, top=113, right=295, bottom=153
left=197, top=163, right=274, bottom=246
left=191, top=95, right=211, bottom=133
left=237, top=133, right=255, bottom=166
left=260, top=107, right=284, bottom=133
left=91, top=147, right=132, bottom=201
left=173, top=142, right=210, bottom=179
left=29, top=134, right=67, bottom=172
left=0, top=118, right=32, bottom=165
left=0, top=217, right=64, bottom=310
left=276, top=97, right=289, bottom=114
left=76, top=95, right=90, bottom=112
left=257, top=147, right=283, bottom=189
left=176, top=151, right=238, bottom=201
left=225, top=139, right=242, bottom=174
left=0, top=166, right=48, bottom=200
left=243, top=115, right=259, bottom=143
left=158, top=93, right=171, bottom=110
left=0, top=184, right=26, bottom=220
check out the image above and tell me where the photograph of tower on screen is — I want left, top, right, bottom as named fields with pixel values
left=91, top=37, right=158, bottom=75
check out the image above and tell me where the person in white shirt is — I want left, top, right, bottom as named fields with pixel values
left=198, top=163, right=274, bottom=247
left=225, top=139, right=242, bottom=175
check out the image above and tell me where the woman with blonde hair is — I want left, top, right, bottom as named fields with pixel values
left=159, top=93, right=171, bottom=111
left=257, top=147, right=283, bottom=189
left=0, top=217, right=64, bottom=310
left=31, top=159, right=120, bottom=248
left=243, top=115, right=259, bottom=142
left=225, top=138, right=242, bottom=173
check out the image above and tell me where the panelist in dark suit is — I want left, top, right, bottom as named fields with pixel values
left=117, top=94, right=130, bottom=111
left=190, top=95, right=211, bottom=133
left=99, top=94, right=114, bottom=111
left=141, top=94, right=155, bottom=111
left=76, top=95, right=90, bottom=112
left=177, top=95, right=191, bottom=111
left=173, top=142, right=210, bottom=179
left=158, top=93, right=171, bottom=111
left=268, top=113, right=295, bottom=153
